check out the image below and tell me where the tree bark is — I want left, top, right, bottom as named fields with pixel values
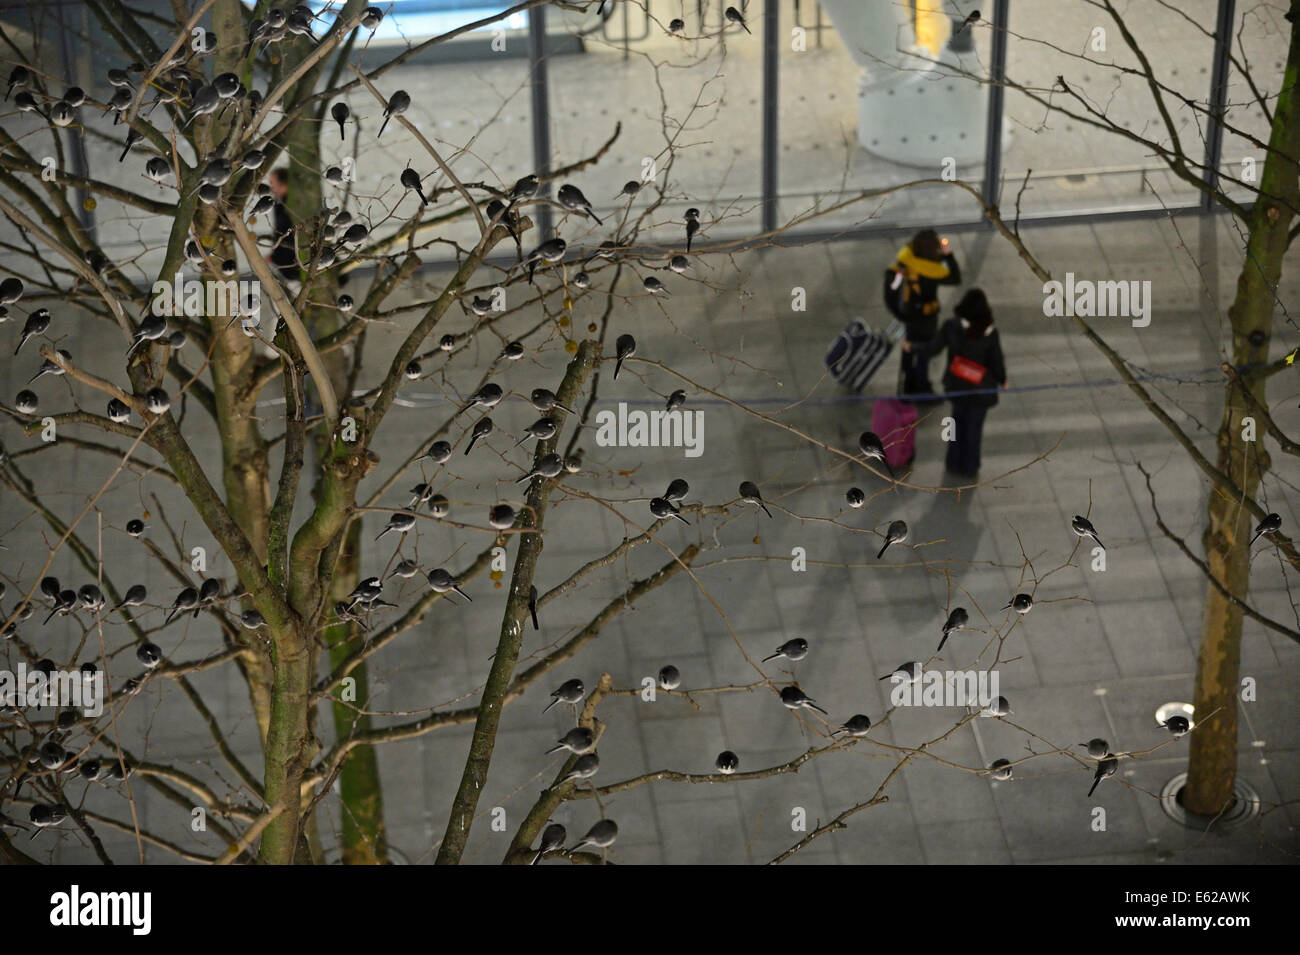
left=1184, top=3, right=1300, bottom=815
left=326, top=522, right=390, bottom=863
left=259, top=631, right=315, bottom=863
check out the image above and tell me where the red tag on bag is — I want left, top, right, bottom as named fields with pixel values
left=949, top=355, right=987, bottom=384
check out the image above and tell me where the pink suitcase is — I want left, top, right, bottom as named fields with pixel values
left=871, top=397, right=919, bottom=470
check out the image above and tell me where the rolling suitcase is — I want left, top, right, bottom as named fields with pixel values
left=825, top=317, right=904, bottom=392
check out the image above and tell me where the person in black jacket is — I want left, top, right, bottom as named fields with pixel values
left=902, top=288, right=1007, bottom=477
left=884, top=229, right=961, bottom=399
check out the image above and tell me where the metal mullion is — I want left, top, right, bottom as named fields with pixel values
left=1203, top=0, right=1237, bottom=210
left=528, top=3, right=553, bottom=238
left=981, top=0, right=1010, bottom=216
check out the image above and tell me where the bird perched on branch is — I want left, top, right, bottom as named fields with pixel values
left=613, top=334, right=636, bottom=379
left=937, top=607, right=968, bottom=652
left=1087, top=756, right=1118, bottom=797
left=762, top=638, right=808, bottom=663
left=1001, top=593, right=1033, bottom=614
left=557, top=183, right=602, bottom=224
left=1250, top=512, right=1281, bottom=545
left=877, top=520, right=908, bottom=559
left=378, top=89, right=409, bottom=138
left=779, top=685, right=827, bottom=715
left=724, top=6, right=752, bottom=34
left=1071, top=515, right=1104, bottom=550
left=530, top=823, right=566, bottom=864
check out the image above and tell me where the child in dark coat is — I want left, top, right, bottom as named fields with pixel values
left=902, top=288, right=1007, bottom=477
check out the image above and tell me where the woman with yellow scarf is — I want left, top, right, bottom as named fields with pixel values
left=884, top=229, right=962, bottom=398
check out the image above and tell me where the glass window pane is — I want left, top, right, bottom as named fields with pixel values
left=1002, top=0, right=1218, bottom=216
left=778, top=0, right=991, bottom=232
left=546, top=2, right=766, bottom=246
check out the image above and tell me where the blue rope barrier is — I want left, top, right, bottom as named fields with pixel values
left=275, top=363, right=1271, bottom=412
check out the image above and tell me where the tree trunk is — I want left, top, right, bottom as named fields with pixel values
left=259, top=630, right=315, bottom=863
left=1185, top=6, right=1300, bottom=814
left=327, top=522, right=390, bottom=863
left=205, top=0, right=279, bottom=743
